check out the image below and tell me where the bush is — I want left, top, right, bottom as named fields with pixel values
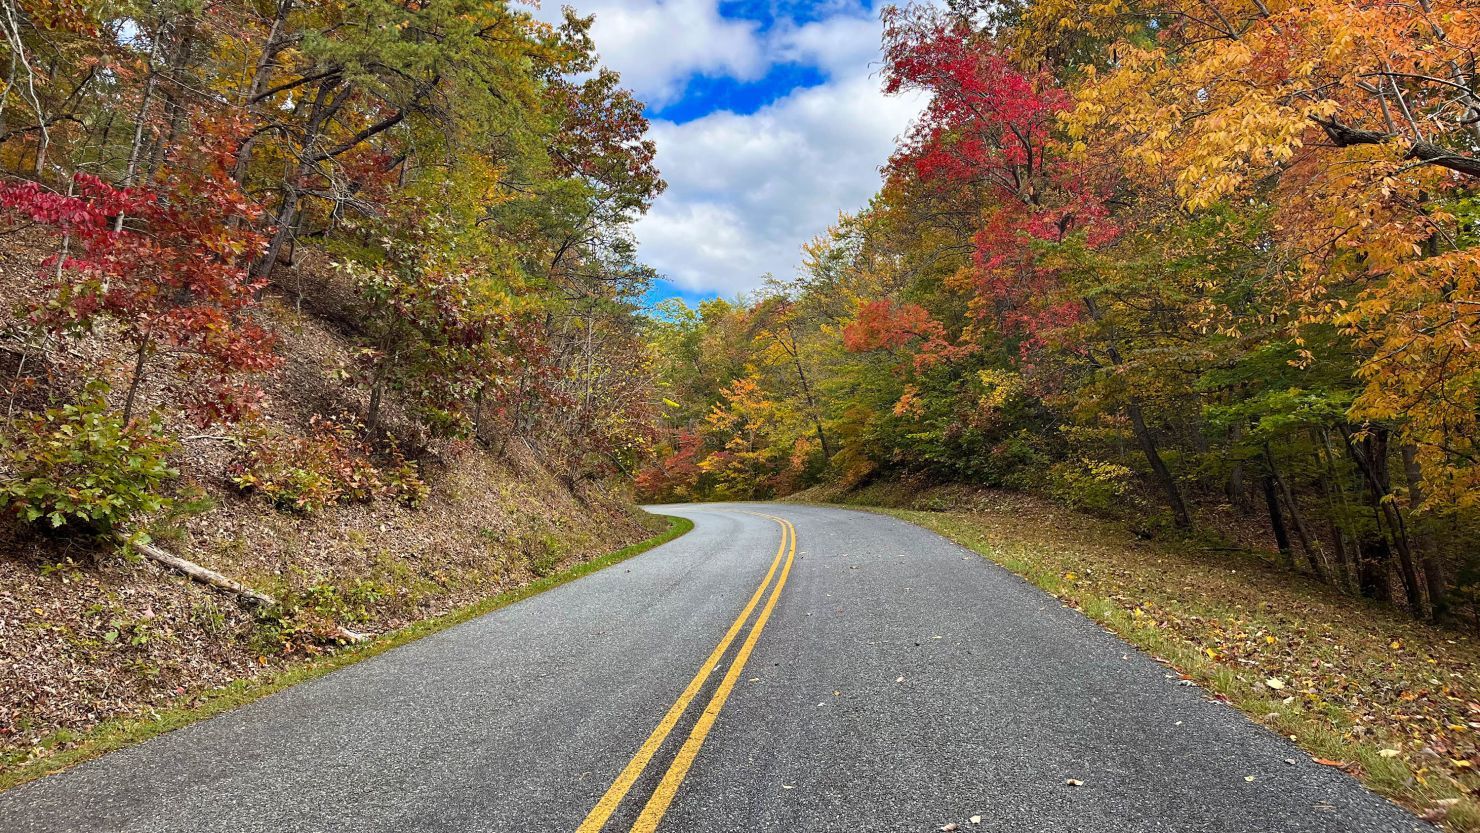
left=1046, top=457, right=1134, bottom=514
left=0, top=391, right=178, bottom=534
left=230, top=416, right=428, bottom=513
left=383, top=452, right=429, bottom=508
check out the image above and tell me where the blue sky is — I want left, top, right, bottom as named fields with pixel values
left=539, top=0, right=922, bottom=304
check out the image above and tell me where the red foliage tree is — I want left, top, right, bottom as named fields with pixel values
left=842, top=299, right=973, bottom=370
left=882, top=4, right=1117, bottom=346
left=1, top=123, right=280, bottom=425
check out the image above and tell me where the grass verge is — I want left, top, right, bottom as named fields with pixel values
left=811, top=487, right=1480, bottom=830
left=0, top=513, right=693, bottom=793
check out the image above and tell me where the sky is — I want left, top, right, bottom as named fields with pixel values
left=538, top=0, right=923, bottom=303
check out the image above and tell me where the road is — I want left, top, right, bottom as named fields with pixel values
left=1, top=503, right=1428, bottom=832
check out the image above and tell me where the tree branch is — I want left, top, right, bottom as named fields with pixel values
left=1310, top=116, right=1480, bottom=178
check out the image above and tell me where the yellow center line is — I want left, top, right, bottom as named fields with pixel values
left=575, top=514, right=792, bottom=833
left=630, top=515, right=797, bottom=833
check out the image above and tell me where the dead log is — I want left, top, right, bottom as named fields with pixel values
left=129, top=536, right=278, bottom=608
left=124, top=535, right=369, bottom=642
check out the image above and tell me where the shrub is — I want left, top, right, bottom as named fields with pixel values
left=0, top=390, right=178, bottom=534
left=1046, top=457, right=1134, bottom=514
left=383, top=451, right=429, bottom=508
left=230, top=416, right=427, bottom=512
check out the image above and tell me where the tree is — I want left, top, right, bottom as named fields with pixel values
left=1, top=153, right=278, bottom=426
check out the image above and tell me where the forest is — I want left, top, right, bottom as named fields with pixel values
left=0, top=0, right=677, bottom=759
left=638, top=0, right=1480, bottom=623
left=0, top=0, right=663, bottom=528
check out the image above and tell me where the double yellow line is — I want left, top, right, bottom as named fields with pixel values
left=577, top=512, right=797, bottom=833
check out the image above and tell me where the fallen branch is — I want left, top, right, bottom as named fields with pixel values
left=128, top=536, right=277, bottom=608
left=122, top=535, right=369, bottom=642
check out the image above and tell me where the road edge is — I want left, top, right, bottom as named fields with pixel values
left=0, top=513, right=695, bottom=794
left=799, top=500, right=1452, bottom=829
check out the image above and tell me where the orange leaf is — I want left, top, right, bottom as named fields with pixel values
left=1313, top=758, right=1348, bottom=768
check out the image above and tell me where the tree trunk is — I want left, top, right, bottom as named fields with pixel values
left=1313, top=429, right=1356, bottom=593
left=1262, top=472, right=1294, bottom=567
left=783, top=334, right=831, bottom=460
left=1083, top=295, right=1190, bottom=529
left=1401, top=443, right=1447, bottom=619
left=233, top=0, right=297, bottom=185
left=1128, top=397, right=1192, bottom=529
left=1268, top=447, right=1329, bottom=582
left=121, top=339, right=150, bottom=426
left=1357, top=524, right=1394, bottom=602
left=365, top=354, right=389, bottom=439
left=1344, top=428, right=1424, bottom=614
left=251, top=77, right=351, bottom=280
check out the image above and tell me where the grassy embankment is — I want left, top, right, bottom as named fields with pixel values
left=0, top=514, right=691, bottom=792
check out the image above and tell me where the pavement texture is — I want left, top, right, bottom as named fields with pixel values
left=0, top=503, right=1432, bottom=832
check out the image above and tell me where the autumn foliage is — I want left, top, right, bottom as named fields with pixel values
left=0, top=0, right=664, bottom=535
left=642, top=0, right=1480, bottom=629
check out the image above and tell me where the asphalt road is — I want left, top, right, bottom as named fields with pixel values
left=1, top=504, right=1430, bottom=832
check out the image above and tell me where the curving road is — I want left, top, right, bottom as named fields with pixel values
left=1, top=504, right=1428, bottom=832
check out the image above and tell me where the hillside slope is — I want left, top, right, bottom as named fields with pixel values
left=0, top=232, right=656, bottom=772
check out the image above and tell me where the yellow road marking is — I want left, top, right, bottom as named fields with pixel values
left=630, top=516, right=797, bottom=832
left=576, top=514, right=792, bottom=833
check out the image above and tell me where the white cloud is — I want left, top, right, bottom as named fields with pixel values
left=544, top=0, right=768, bottom=106
left=632, top=8, right=923, bottom=296
left=542, top=0, right=924, bottom=296
left=772, top=11, right=884, bottom=76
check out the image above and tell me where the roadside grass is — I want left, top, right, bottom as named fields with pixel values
left=0, top=513, right=693, bottom=793
left=840, top=490, right=1480, bottom=830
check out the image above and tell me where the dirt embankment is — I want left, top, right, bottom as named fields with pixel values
left=0, top=231, right=656, bottom=769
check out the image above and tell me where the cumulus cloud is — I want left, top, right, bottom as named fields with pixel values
left=544, top=0, right=923, bottom=296
left=637, top=71, right=919, bottom=294
left=544, top=0, right=768, bottom=106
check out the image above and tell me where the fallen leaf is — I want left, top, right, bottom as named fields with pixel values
left=1265, top=678, right=1285, bottom=690
left=1378, top=749, right=1400, bottom=758
left=1244, top=775, right=1256, bottom=782
left=1313, top=758, right=1348, bottom=768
